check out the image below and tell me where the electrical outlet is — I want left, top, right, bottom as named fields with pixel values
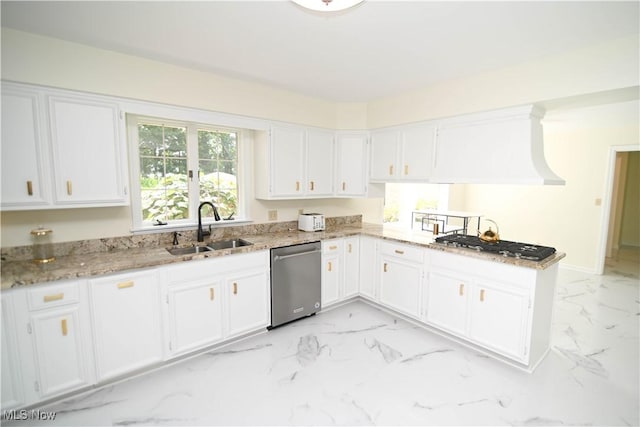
left=268, top=210, right=278, bottom=221
left=298, top=209, right=304, bottom=215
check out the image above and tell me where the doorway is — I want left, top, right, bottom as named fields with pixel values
left=600, top=147, right=640, bottom=277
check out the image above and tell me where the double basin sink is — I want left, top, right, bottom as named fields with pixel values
left=166, top=238, right=253, bottom=256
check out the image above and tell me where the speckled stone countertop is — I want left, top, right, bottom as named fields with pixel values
left=1, top=218, right=564, bottom=290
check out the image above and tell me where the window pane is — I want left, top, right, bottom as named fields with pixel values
left=163, top=126, right=187, bottom=157
left=138, top=122, right=188, bottom=223
left=213, top=189, right=237, bottom=218
left=138, top=124, right=163, bottom=157
left=198, top=129, right=238, bottom=219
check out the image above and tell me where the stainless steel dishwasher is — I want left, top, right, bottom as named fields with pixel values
left=269, top=242, right=321, bottom=329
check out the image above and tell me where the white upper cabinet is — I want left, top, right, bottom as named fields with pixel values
left=1, top=85, right=50, bottom=209
left=335, top=133, right=369, bottom=197
left=370, top=129, right=399, bottom=181
left=255, top=124, right=334, bottom=199
left=269, top=125, right=306, bottom=197
left=401, top=124, right=436, bottom=180
left=306, top=129, right=335, bottom=197
left=0, top=82, right=130, bottom=210
left=48, top=95, right=128, bottom=206
left=431, top=105, right=564, bottom=185
left=370, top=124, right=435, bottom=182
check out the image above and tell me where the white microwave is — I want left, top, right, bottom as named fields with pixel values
left=298, top=213, right=325, bottom=232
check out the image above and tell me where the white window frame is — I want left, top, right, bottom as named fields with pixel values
left=127, top=114, right=249, bottom=232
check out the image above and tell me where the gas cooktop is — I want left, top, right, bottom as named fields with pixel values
left=434, top=234, right=556, bottom=261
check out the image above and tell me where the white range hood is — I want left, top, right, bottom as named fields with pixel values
left=431, top=105, right=565, bottom=185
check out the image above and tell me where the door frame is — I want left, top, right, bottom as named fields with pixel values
left=596, top=144, right=640, bottom=274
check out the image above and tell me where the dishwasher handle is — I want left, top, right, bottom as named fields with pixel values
left=273, top=249, right=321, bottom=262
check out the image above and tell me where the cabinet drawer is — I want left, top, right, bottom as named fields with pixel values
left=27, top=281, right=79, bottom=311
left=89, top=270, right=156, bottom=291
left=322, top=239, right=344, bottom=254
left=380, top=241, right=424, bottom=263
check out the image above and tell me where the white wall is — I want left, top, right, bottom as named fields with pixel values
left=366, top=35, right=638, bottom=128
left=1, top=29, right=341, bottom=128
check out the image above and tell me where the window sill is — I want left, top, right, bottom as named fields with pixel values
left=130, top=219, right=253, bottom=235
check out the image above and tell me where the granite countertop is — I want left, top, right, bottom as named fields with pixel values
left=1, top=223, right=565, bottom=290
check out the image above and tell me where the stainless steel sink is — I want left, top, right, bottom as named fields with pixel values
left=166, top=246, right=213, bottom=256
left=166, top=239, right=253, bottom=255
left=208, top=238, right=253, bottom=250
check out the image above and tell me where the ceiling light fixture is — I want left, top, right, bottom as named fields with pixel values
left=291, top=0, right=364, bottom=13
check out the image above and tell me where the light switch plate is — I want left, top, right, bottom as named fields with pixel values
left=268, top=210, right=278, bottom=221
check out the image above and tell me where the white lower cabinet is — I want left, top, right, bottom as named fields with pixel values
left=161, top=251, right=270, bottom=359
left=467, top=280, right=530, bottom=360
left=321, top=237, right=360, bottom=308
left=426, top=270, right=470, bottom=337
left=28, top=305, right=92, bottom=397
left=322, top=239, right=343, bottom=306
left=358, top=236, right=378, bottom=300
left=378, top=241, right=424, bottom=319
left=1, top=293, right=25, bottom=410
left=89, top=270, right=163, bottom=381
left=426, top=251, right=540, bottom=364
left=11, top=280, right=95, bottom=406
left=343, top=236, right=360, bottom=298
left=166, top=279, right=224, bottom=356
left=226, top=269, right=270, bottom=338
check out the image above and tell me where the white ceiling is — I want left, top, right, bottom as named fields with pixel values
left=2, top=1, right=638, bottom=102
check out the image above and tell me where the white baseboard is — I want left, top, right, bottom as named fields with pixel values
left=559, top=262, right=599, bottom=275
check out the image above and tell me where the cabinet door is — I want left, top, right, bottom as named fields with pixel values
left=90, top=271, right=163, bottom=381
left=167, top=281, right=224, bottom=356
left=343, top=237, right=360, bottom=298
left=321, top=251, right=342, bottom=307
left=359, top=236, right=378, bottom=300
left=1, top=295, right=24, bottom=410
left=270, top=125, right=305, bottom=197
left=426, top=270, right=470, bottom=337
left=48, top=95, right=126, bottom=205
left=226, top=270, right=270, bottom=337
left=370, top=130, right=399, bottom=181
left=468, top=281, right=530, bottom=361
left=379, top=256, right=422, bottom=318
left=306, top=129, right=334, bottom=197
left=401, top=125, right=435, bottom=180
left=1, top=87, right=50, bottom=209
left=29, top=305, right=93, bottom=398
left=336, top=134, right=368, bottom=196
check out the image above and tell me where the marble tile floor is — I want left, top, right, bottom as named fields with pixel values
left=6, top=268, right=639, bottom=427
left=606, top=246, right=640, bottom=279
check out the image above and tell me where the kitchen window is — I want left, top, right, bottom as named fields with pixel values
left=384, top=183, right=449, bottom=228
left=128, top=115, right=244, bottom=231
